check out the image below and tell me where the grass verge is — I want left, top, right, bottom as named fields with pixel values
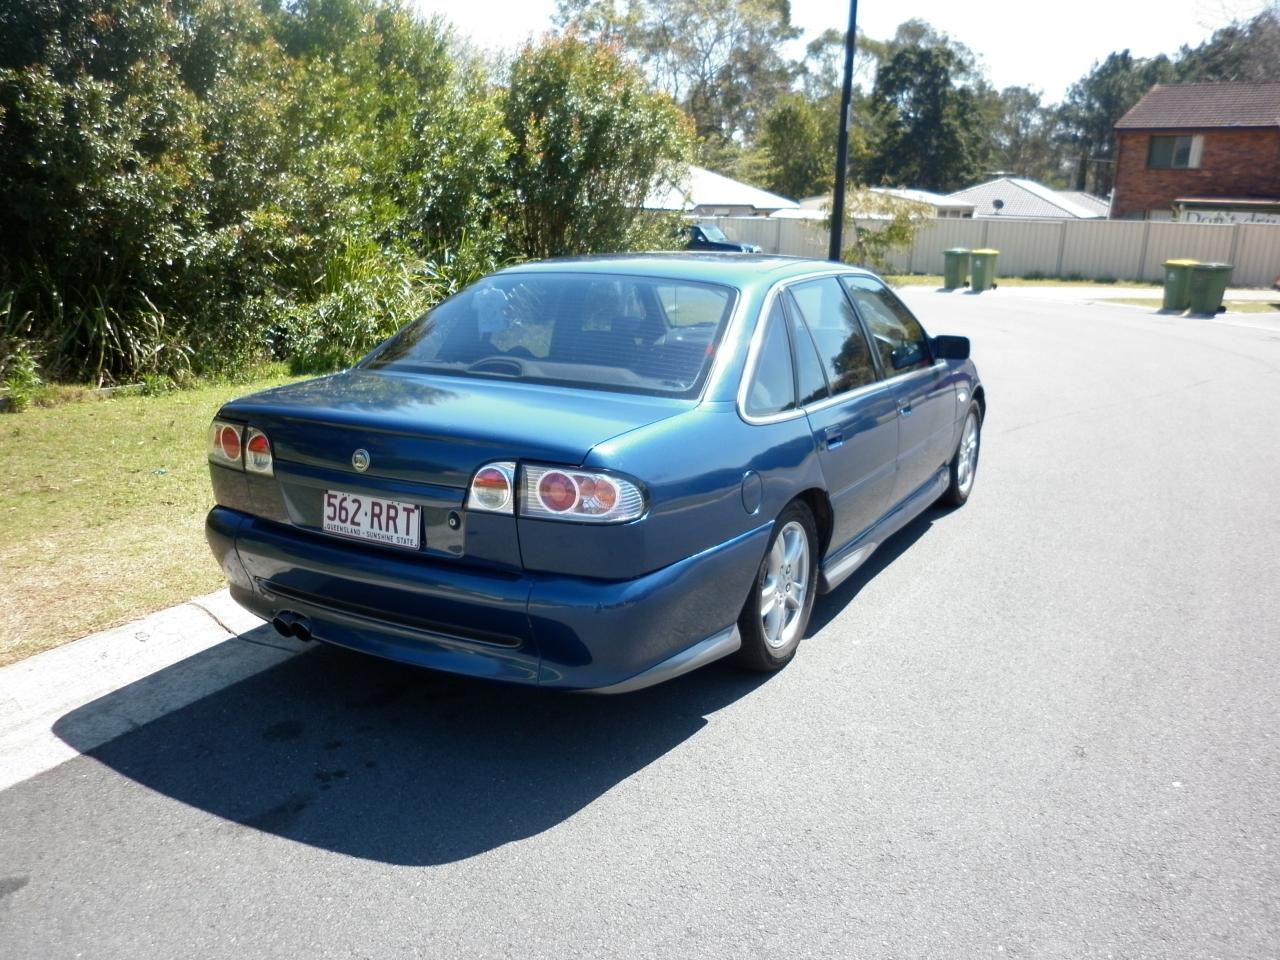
left=0, top=372, right=303, bottom=666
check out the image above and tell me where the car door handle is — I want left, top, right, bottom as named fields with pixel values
left=898, top=403, right=913, bottom=417
left=823, top=427, right=844, bottom=450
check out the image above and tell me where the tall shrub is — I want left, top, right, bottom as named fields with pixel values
left=502, top=35, right=692, bottom=260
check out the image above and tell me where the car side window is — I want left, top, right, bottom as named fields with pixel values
left=744, top=299, right=796, bottom=417
left=786, top=277, right=877, bottom=396
left=785, top=296, right=830, bottom=405
left=841, top=276, right=932, bottom=374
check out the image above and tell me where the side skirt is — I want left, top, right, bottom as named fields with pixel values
left=818, top=467, right=949, bottom=593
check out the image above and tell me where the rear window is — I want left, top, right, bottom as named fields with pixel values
left=363, top=272, right=737, bottom=397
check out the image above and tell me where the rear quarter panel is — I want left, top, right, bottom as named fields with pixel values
left=515, top=401, right=823, bottom=580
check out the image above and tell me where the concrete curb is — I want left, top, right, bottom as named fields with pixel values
left=0, top=590, right=303, bottom=792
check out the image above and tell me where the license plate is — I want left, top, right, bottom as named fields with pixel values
left=322, top=490, right=421, bottom=550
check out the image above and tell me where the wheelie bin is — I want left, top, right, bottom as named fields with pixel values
left=1188, top=262, right=1233, bottom=315
left=943, top=248, right=970, bottom=290
left=969, top=249, right=999, bottom=292
left=1161, top=259, right=1198, bottom=311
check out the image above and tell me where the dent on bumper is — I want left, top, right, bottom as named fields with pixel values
left=207, top=507, right=769, bottom=691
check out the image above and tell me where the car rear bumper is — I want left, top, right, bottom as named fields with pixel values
left=207, top=506, right=768, bottom=692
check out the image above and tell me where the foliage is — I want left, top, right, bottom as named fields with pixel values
left=990, top=86, right=1069, bottom=186
left=756, top=93, right=832, bottom=200
left=554, top=0, right=797, bottom=154
left=1175, top=5, right=1280, bottom=83
left=864, top=22, right=992, bottom=193
left=2, top=342, right=42, bottom=412
left=501, top=34, right=692, bottom=260
left=835, top=188, right=932, bottom=271
left=0, top=0, right=705, bottom=384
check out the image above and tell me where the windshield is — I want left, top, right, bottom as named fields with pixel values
left=699, top=225, right=729, bottom=242
left=363, top=272, right=738, bottom=398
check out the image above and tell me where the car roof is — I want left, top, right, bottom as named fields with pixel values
left=500, top=253, right=876, bottom=291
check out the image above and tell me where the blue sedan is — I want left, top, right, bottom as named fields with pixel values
left=206, top=254, right=984, bottom=692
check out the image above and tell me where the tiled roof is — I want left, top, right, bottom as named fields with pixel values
left=945, top=178, right=1108, bottom=219
left=1115, top=83, right=1280, bottom=130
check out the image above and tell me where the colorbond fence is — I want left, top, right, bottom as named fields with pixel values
left=703, top=216, right=1280, bottom=288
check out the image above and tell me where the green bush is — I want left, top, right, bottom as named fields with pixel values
left=2, top=342, right=42, bottom=412
left=0, top=1, right=695, bottom=388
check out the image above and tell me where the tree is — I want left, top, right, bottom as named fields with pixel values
left=1057, top=50, right=1174, bottom=195
left=0, top=0, right=511, bottom=380
left=1175, top=5, right=1280, bottom=83
left=501, top=34, right=692, bottom=260
left=756, top=93, right=830, bottom=199
left=863, top=23, right=991, bottom=193
left=554, top=0, right=798, bottom=154
left=0, top=0, right=212, bottom=379
left=835, top=188, right=931, bottom=271
left=991, top=86, right=1069, bottom=185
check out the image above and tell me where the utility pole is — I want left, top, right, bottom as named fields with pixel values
left=828, top=0, right=858, bottom=262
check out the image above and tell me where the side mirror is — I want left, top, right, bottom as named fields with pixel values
left=932, top=335, right=970, bottom=360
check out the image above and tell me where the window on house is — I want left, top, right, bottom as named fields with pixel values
left=1148, top=135, right=1203, bottom=169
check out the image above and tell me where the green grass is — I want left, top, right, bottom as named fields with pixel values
left=885, top=274, right=1161, bottom=289
left=0, top=371, right=305, bottom=666
left=1098, top=298, right=1280, bottom=314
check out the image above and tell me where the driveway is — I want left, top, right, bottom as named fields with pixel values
left=2, top=290, right=1278, bottom=959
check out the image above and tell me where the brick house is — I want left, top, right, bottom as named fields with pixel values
left=1110, top=82, right=1280, bottom=222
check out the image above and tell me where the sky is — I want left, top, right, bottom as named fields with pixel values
left=408, top=0, right=1272, bottom=103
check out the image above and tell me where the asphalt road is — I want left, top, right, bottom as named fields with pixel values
left=3, top=290, right=1279, bottom=959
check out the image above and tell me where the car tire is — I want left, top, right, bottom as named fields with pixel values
left=940, top=403, right=982, bottom=508
left=735, top=500, right=819, bottom=673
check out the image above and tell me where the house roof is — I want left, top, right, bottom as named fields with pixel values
left=1057, top=191, right=1112, bottom=218
left=793, top=189, right=975, bottom=216
left=646, top=166, right=798, bottom=213
left=1115, top=83, right=1280, bottom=130
left=945, top=178, right=1108, bottom=219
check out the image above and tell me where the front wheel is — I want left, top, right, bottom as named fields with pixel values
left=940, top=403, right=982, bottom=507
left=735, top=501, right=818, bottom=672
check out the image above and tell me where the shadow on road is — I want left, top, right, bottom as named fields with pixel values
left=807, top=507, right=939, bottom=636
left=53, top=633, right=769, bottom=866
left=51, top=504, right=946, bottom=866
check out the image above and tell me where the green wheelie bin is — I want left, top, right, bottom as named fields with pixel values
left=1188, top=262, right=1233, bottom=314
left=969, top=249, right=999, bottom=292
left=943, top=248, right=970, bottom=289
left=1161, top=259, right=1198, bottom=311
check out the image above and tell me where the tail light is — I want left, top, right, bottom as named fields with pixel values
left=467, top=462, right=645, bottom=523
left=521, top=464, right=645, bottom=523
left=244, top=427, right=273, bottom=475
left=466, top=461, right=515, bottom=514
left=208, top=420, right=272, bottom=475
left=208, top=420, right=243, bottom=468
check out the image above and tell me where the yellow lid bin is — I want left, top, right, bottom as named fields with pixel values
left=1162, top=259, right=1199, bottom=311
left=969, top=249, right=999, bottom=293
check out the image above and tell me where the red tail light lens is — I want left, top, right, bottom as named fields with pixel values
left=466, top=461, right=515, bottom=513
left=522, top=465, right=645, bottom=523
left=244, top=428, right=273, bottom=475
left=536, top=471, right=578, bottom=512
left=220, top=425, right=241, bottom=461
left=208, top=420, right=243, bottom=468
